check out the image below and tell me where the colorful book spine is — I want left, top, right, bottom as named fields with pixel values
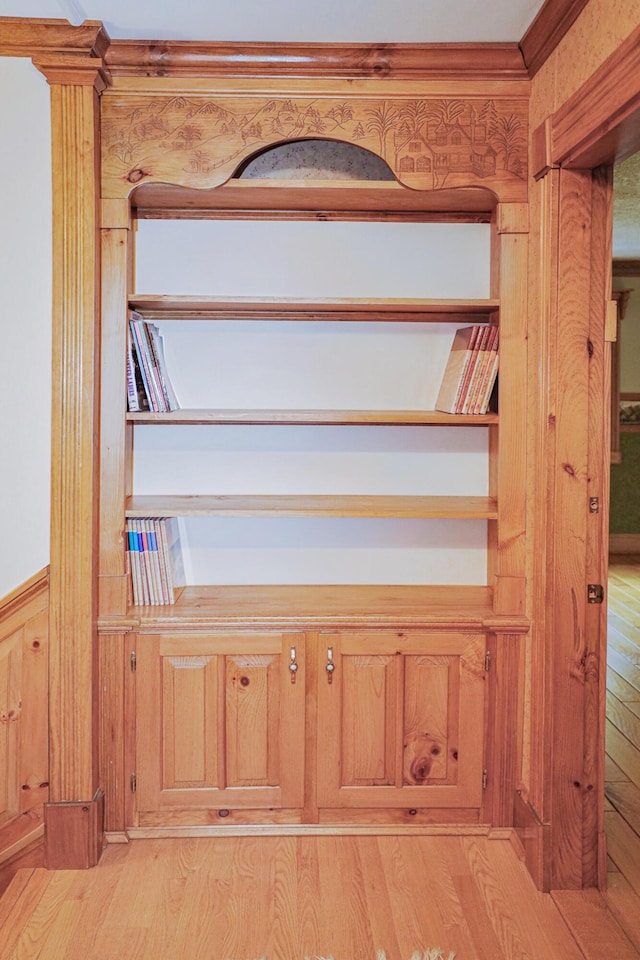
left=126, top=516, right=185, bottom=606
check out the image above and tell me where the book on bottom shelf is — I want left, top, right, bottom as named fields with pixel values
left=435, top=324, right=499, bottom=415
left=126, top=517, right=185, bottom=605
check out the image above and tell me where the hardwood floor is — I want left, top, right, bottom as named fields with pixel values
left=2, top=564, right=640, bottom=959
left=0, top=834, right=601, bottom=960
left=604, top=558, right=640, bottom=954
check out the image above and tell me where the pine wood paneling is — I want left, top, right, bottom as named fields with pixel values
left=317, top=631, right=486, bottom=811
left=519, top=0, right=591, bottom=78
left=0, top=571, right=48, bottom=868
left=136, top=633, right=305, bottom=816
left=492, top=205, right=529, bottom=615
left=550, top=169, right=590, bottom=886
left=532, top=23, right=640, bottom=173
left=162, top=654, right=219, bottom=788
left=99, top=201, right=132, bottom=618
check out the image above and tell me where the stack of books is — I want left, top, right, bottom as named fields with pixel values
left=126, top=517, right=186, bottom=605
left=435, top=324, right=499, bottom=415
left=127, top=311, right=180, bottom=412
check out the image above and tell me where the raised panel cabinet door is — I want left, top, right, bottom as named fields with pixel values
left=317, top=631, right=486, bottom=810
left=135, top=632, right=305, bottom=815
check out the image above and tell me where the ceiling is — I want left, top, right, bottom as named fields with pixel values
left=0, top=0, right=545, bottom=43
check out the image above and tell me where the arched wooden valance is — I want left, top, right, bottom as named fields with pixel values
left=101, top=92, right=528, bottom=203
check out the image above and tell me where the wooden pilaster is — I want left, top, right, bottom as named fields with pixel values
left=35, top=41, right=110, bottom=868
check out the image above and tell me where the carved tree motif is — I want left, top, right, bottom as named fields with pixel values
left=365, top=101, right=399, bottom=156
left=101, top=93, right=528, bottom=201
left=489, top=114, right=526, bottom=174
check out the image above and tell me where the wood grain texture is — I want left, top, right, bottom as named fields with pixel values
left=492, top=205, right=528, bottom=614
left=606, top=560, right=640, bottom=924
left=519, top=0, right=591, bottom=78
left=99, top=631, right=133, bottom=834
left=136, top=633, right=305, bottom=815
left=544, top=169, right=604, bottom=890
left=129, top=294, right=500, bottom=321
left=586, top=163, right=612, bottom=889
left=0, top=573, right=49, bottom=868
left=482, top=634, right=524, bottom=826
left=99, top=208, right=132, bottom=619
left=540, top=22, right=640, bottom=169
left=132, top=178, right=497, bottom=219
left=552, top=888, right=640, bottom=960
left=102, top=84, right=528, bottom=202
left=48, top=80, right=102, bottom=809
left=317, top=631, right=486, bottom=811
left=110, top=583, right=531, bottom=632
left=125, top=493, right=499, bottom=519
left=0, top=17, right=109, bottom=58
left=0, top=835, right=601, bottom=960
left=105, top=40, right=528, bottom=80
left=127, top=408, right=499, bottom=425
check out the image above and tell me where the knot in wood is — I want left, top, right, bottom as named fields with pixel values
left=127, top=168, right=149, bottom=184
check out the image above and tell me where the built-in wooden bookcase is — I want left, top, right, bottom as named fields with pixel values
left=98, top=82, right=530, bottom=837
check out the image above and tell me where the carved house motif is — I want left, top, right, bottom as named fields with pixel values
left=395, top=118, right=497, bottom=187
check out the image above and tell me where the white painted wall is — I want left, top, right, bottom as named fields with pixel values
left=135, top=219, right=491, bottom=584
left=0, top=58, right=51, bottom=598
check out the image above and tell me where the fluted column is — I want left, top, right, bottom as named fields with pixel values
left=34, top=43, right=110, bottom=869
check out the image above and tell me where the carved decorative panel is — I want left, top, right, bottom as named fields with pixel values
left=102, top=93, right=528, bottom=202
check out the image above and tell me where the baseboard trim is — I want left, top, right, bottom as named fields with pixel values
left=0, top=566, right=49, bottom=628
left=0, top=820, right=45, bottom=867
left=44, top=790, right=105, bottom=869
left=126, top=823, right=496, bottom=840
left=514, top=792, right=550, bottom=891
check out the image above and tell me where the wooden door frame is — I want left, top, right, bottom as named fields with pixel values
left=529, top=22, right=640, bottom=890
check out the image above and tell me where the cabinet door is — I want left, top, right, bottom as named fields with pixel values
left=317, top=631, right=486, bottom=810
left=135, top=632, right=305, bottom=815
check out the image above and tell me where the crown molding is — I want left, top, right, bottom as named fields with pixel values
left=0, top=17, right=109, bottom=60
left=104, top=40, right=528, bottom=80
left=519, top=0, right=590, bottom=78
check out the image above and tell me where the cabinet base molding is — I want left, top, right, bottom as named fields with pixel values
left=127, top=823, right=498, bottom=839
left=44, top=790, right=105, bottom=869
left=104, top=831, right=130, bottom=844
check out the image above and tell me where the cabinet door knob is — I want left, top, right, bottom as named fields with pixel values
left=289, top=646, right=299, bottom=684
left=326, top=646, right=335, bottom=684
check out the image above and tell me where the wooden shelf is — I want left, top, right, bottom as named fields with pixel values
left=127, top=408, right=499, bottom=426
left=129, top=295, right=500, bottom=323
left=125, top=494, right=498, bottom=519
left=112, top=584, right=527, bottom=632
left=131, top=179, right=497, bottom=221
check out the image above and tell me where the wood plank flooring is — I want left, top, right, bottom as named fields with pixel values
left=0, top=834, right=592, bottom=960
left=604, top=558, right=640, bottom=954
left=3, top=561, right=640, bottom=958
